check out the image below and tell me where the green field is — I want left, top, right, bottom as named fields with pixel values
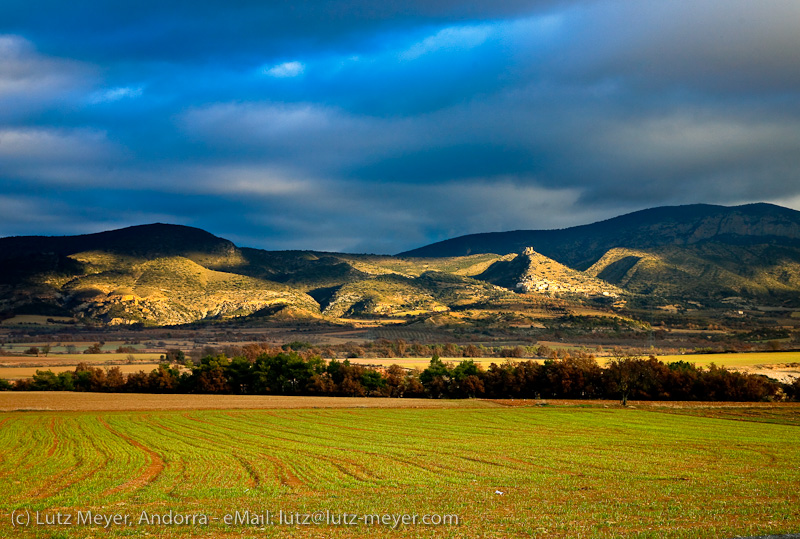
left=655, top=351, right=800, bottom=367
left=1, top=403, right=798, bottom=538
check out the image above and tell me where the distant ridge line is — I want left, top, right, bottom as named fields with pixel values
left=397, top=202, right=800, bottom=269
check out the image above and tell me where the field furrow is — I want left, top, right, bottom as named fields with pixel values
left=98, top=416, right=164, bottom=495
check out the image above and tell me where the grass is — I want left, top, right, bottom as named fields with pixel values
left=1, top=399, right=798, bottom=538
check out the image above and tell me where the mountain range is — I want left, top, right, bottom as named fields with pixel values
left=1, top=203, right=799, bottom=326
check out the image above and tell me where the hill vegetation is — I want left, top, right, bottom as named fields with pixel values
left=2, top=203, right=800, bottom=327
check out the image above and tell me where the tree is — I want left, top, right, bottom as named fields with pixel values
left=251, top=352, right=324, bottom=395
left=788, top=378, right=800, bottom=402
left=514, top=360, right=541, bottom=399
left=31, top=370, right=71, bottom=391
left=125, top=371, right=150, bottom=392
left=164, top=349, right=186, bottom=364
left=403, top=370, right=425, bottom=397
left=605, top=350, right=646, bottom=406
left=443, top=342, right=460, bottom=357
left=462, top=344, right=481, bottom=358
left=73, top=363, right=108, bottom=391
left=361, top=369, right=386, bottom=396
left=420, top=355, right=452, bottom=398
left=340, top=364, right=367, bottom=397
left=308, top=372, right=337, bottom=394
left=105, top=367, right=125, bottom=391
left=483, top=362, right=516, bottom=398
left=225, top=356, right=253, bottom=394
left=394, top=339, right=408, bottom=357
left=451, top=360, right=485, bottom=398
left=148, top=364, right=181, bottom=392
left=191, top=355, right=232, bottom=393
left=84, top=343, right=103, bottom=354
left=544, top=356, right=602, bottom=399
left=384, top=365, right=407, bottom=397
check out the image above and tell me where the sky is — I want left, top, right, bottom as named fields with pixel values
left=1, top=0, right=799, bottom=253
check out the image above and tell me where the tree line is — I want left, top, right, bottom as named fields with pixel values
left=5, top=351, right=798, bottom=403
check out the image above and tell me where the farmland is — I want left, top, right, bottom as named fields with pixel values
left=654, top=351, right=800, bottom=368
left=0, top=351, right=171, bottom=381
left=0, top=364, right=165, bottom=381
left=3, top=350, right=798, bottom=384
left=1, top=396, right=799, bottom=538
left=346, top=351, right=800, bottom=370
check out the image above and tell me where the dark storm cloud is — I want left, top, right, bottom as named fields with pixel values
left=1, top=0, right=799, bottom=252
left=0, top=0, right=566, bottom=62
left=556, top=1, right=800, bottom=94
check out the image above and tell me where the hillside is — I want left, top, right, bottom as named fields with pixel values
left=587, top=244, right=800, bottom=300
left=3, top=203, right=800, bottom=325
left=59, top=254, right=321, bottom=325
left=399, top=203, right=800, bottom=269
left=480, top=248, right=623, bottom=298
left=0, top=225, right=518, bottom=325
left=0, top=226, right=321, bottom=325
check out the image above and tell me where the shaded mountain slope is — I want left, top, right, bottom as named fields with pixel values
left=0, top=223, right=237, bottom=260
left=399, top=203, right=800, bottom=269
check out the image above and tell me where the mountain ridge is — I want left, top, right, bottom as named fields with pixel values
left=398, top=203, right=800, bottom=268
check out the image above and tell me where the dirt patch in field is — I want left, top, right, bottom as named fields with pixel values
left=0, top=392, right=500, bottom=411
left=730, top=364, right=800, bottom=384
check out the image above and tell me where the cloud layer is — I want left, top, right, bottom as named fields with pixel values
left=1, top=0, right=799, bottom=252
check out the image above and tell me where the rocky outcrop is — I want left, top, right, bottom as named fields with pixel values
left=479, top=248, right=622, bottom=298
